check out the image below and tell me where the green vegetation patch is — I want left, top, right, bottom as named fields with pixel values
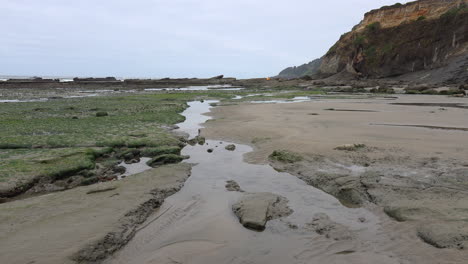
left=141, top=146, right=181, bottom=157
left=0, top=148, right=95, bottom=183
left=365, top=22, right=381, bottom=33
left=353, top=34, right=367, bottom=46
left=269, top=150, right=303, bottom=163
left=0, top=91, right=229, bottom=193
left=417, top=16, right=426, bottom=21
left=0, top=94, right=189, bottom=149
left=441, top=3, right=468, bottom=19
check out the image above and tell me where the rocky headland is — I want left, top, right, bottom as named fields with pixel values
left=278, top=0, right=468, bottom=85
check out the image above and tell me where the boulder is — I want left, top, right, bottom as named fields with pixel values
left=187, top=136, right=206, bottom=146
left=225, top=180, right=243, bottom=192
left=232, top=192, right=292, bottom=231
left=225, top=144, right=236, bottom=151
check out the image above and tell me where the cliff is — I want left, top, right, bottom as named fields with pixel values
left=276, top=58, right=322, bottom=79
left=354, top=0, right=464, bottom=31
left=279, top=0, right=468, bottom=84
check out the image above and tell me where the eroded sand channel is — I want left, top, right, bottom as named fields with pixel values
left=104, top=100, right=410, bottom=264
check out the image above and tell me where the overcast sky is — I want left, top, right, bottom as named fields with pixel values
left=1, top=0, right=410, bottom=78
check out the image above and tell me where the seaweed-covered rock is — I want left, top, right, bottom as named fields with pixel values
left=96, top=112, right=108, bottom=117
left=146, top=154, right=184, bottom=167
left=225, top=180, right=243, bottom=192
left=334, top=144, right=366, bottom=151
left=187, top=136, right=206, bottom=146
left=225, top=144, right=236, bottom=151
left=269, top=150, right=303, bottom=163
left=81, top=177, right=99, bottom=186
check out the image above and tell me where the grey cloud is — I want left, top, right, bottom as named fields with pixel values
left=1, top=0, right=411, bottom=78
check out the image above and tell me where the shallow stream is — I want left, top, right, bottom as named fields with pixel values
left=106, top=100, right=382, bottom=264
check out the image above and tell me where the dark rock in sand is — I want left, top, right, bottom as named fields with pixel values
left=334, top=144, right=366, bottom=151
left=113, top=166, right=126, bottom=174
left=146, top=154, right=184, bottom=167
left=207, top=148, right=214, bottom=153
left=120, top=149, right=141, bottom=159
left=225, top=180, right=243, bottom=192
left=197, top=136, right=206, bottom=145
left=124, top=158, right=140, bottom=165
left=81, top=177, right=99, bottom=186
left=187, top=136, right=206, bottom=146
left=96, top=112, right=108, bottom=117
left=225, top=144, right=236, bottom=151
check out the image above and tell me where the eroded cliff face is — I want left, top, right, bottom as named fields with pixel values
left=354, top=0, right=464, bottom=31
left=318, top=0, right=468, bottom=82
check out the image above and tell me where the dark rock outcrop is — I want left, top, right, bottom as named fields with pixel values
left=73, top=77, right=118, bottom=82
left=277, top=58, right=322, bottom=79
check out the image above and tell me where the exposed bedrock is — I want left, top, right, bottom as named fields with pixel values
left=232, top=192, right=293, bottom=231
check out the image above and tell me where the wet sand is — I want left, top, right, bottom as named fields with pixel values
left=0, top=164, right=191, bottom=264
left=105, top=139, right=383, bottom=264
left=200, top=94, right=468, bottom=263
left=106, top=95, right=468, bottom=264
left=204, top=95, right=468, bottom=163
left=2, top=94, right=467, bottom=263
